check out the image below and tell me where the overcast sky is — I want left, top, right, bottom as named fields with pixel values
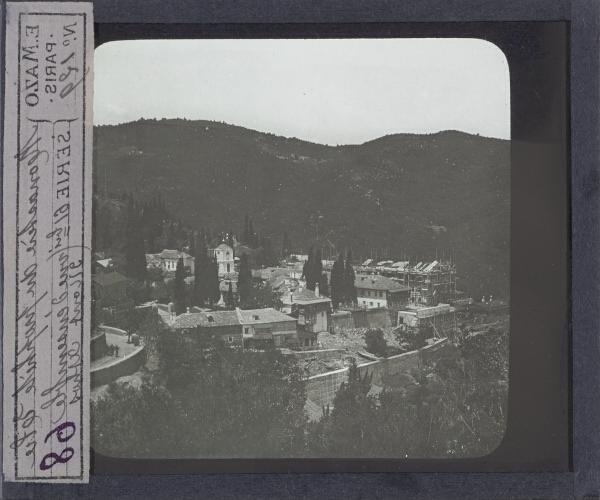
left=94, top=38, right=510, bottom=145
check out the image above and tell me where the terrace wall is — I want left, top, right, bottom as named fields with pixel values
left=90, top=346, right=146, bottom=388
left=305, top=339, right=449, bottom=410
left=330, top=311, right=354, bottom=333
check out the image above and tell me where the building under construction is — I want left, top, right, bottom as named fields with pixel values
left=356, top=259, right=458, bottom=307
left=396, top=303, right=457, bottom=337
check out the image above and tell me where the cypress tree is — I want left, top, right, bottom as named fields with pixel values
left=244, top=213, right=249, bottom=245
left=238, top=253, right=252, bottom=288
left=344, top=249, right=357, bottom=306
left=315, top=248, right=323, bottom=287
left=194, top=244, right=208, bottom=307
left=304, top=246, right=318, bottom=291
left=227, top=229, right=234, bottom=251
left=237, top=252, right=252, bottom=303
left=174, top=257, right=187, bottom=315
left=208, top=257, right=221, bottom=306
left=302, top=255, right=310, bottom=288
left=330, top=253, right=345, bottom=309
left=226, top=282, right=235, bottom=309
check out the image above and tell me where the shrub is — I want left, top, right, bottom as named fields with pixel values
left=364, top=328, right=388, bottom=358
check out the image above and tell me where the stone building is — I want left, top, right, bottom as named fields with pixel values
left=146, top=249, right=195, bottom=275
left=238, top=308, right=298, bottom=349
left=290, top=285, right=332, bottom=348
left=355, top=275, right=411, bottom=309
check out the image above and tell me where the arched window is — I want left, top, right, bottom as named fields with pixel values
left=226, top=252, right=230, bottom=258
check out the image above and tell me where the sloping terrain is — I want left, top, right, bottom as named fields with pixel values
left=94, top=119, right=510, bottom=298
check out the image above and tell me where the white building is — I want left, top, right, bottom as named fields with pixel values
left=355, top=275, right=411, bottom=309
left=212, top=243, right=234, bottom=275
left=146, top=249, right=195, bottom=274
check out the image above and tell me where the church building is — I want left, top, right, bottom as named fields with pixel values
left=212, top=243, right=234, bottom=275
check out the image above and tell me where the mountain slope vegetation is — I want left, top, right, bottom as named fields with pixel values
left=93, top=119, right=510, bottom=299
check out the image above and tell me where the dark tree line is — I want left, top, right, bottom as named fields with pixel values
left=301, top=247, right=329, bottom=296
left=95, top=192, right=194, bottom=279
left=329, top=250, right=356, bottom=309
left=92, top=326, right=509, bottom=459
left=242, top=212, right=274, bottom=250
left=236, top=252, right=283, bottom=310
left=189, top=244, right=220, bottom=309
left=123, top=195, right=148, bottom=282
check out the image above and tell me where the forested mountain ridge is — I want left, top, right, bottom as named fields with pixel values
left=93, top=119, right=510, bottom=299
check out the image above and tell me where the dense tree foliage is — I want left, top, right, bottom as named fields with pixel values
left=364, top=328, right=389, bottom=358
left=92, top=321, right=508, bottom=459
left=92, top=339, right=307, bottom=458
left=238, top=282, right=283, bottom=311
left=308, top=327, right=508, bottom=458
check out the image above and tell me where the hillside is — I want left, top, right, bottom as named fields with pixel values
left=93, top=119, right=510, bottom=299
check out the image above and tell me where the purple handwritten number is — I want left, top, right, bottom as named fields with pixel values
left=44, top=421, right=76, bottom=443
left=39, top=422, right=75, bottom=471
left=39, top=448, right=74, bottom=471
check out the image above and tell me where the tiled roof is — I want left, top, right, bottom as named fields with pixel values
left=216, top=243, right=233, bottom=251
left=291, top=288, right=332, bottom=304
left=238, top=308, right=296, bottom=325
left=159, top=249, right=193, bottom=260
left=171, top=307, right=298, bottom=330
left=146, top=254, right=162, bottom=265
left=355, top=275, right=410, bottom=292
left=171, top=310, right=241, bottom=329
left=92, top=271, right=129, bottom=287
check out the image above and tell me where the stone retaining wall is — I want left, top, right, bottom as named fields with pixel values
left=330, top=312, right=354, bottom=333
left=349, top=308, right=393, bottom=330
left=305, top=339, right=449, bottom=411
left=91, top=346, right=146, bottom=388
left=99, top=325, right=128, bottom=336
